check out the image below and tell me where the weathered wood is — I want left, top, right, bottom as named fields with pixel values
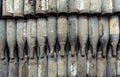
left=47, top=0, right=57, bottom=13
left=97, top=47, right=106, bottom=77
left=68, top=0, right=80, bottom=13
left=47, top=16, right=57, bottom=56
left=89, top=16, right=99, bottom=57
left=109, top=16, right=119, bottom=56
left=99, top=16, right=109, bottom=57
left=37, top=18, right=47, bottom=58
left=2, top=0, right=13, bottom=16
left=68, top=15, right=78, bottom=56
left=27, top=19, right=37, bottom=59
left=7, top=19, right=16, bottom=59
left=106, top=46, right=116, bottom=77
left=57, top=0, right=68, bottom=13
left=9, top=58, right=18, bottom=77
left=0, top=20, right=6, bottom=59
left=28, top=59, right=38, bottom=77
left=90, top=0, right=101, bottom=14
left=79, top=0, right=90, bottom=13
left=36, top=0, right=47, bottom=14
left=24, top=0, right=35, bottom=15
left=113, top=0, right=120, bottom=13
left=78, top=16, right=88, bottom=56
left=87, top=47, right=97, bottom=77
left=101, top=0, right=113, bottom=14
left=14, top=0, right=24, bottom=17
left=17, top=19, right=27, bottom=59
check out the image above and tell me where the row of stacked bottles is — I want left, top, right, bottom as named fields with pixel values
left=0, top=15, right=119, bottom=77
left=0, top=0, right=120, bottom=77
